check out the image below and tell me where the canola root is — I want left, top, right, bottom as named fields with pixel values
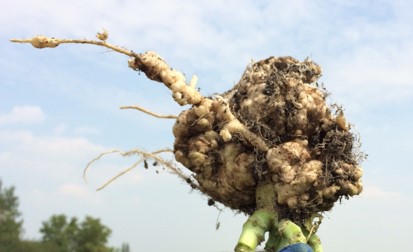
left=12, top=31, right=362, bottom=223
left=12, top=32, right=364, bottom=252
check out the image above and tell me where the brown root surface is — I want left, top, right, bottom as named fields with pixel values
left=173, top=56, right=363, bottom=222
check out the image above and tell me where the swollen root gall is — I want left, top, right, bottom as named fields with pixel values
left=173, top=56, right=364, bottom=222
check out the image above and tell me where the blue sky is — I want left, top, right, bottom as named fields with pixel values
left=1, top=0, right=413, bottom=251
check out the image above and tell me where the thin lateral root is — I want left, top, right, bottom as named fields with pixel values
left=11, top=36, right=136, bottom=57
left=96, top=157, right=145, bottom=191
left=83, top=148, right=193, bottom=191
left=83, top=149, right=122, bottom=182
left=120, top=105, right=177, bottom=119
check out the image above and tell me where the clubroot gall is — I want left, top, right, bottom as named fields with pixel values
left=12, top=32, right=364, bottom=252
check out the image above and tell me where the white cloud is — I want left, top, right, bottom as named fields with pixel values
left=57, top=183, right=94, bottom=201
left=53, top=123, right=67, bottom=135
left=361, top=185, right=402, bottom=199
left=0, top=106, right=45, bottom=125
left=74, top=126, right=100, bottom=135
left=0, top=152, right=12, bottom=163
left=321, top=43, right=413, bottom=109
left=0, top=127, right=146, bottom=193
left=327, top=43, right=413, bottom=87
left=0, top=129, right=105, bottom=180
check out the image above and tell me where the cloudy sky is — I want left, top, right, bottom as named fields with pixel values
left=1, top=0, right=412, bottom=251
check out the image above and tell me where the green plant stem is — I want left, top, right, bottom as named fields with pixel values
left=235, top=209, right=277, bottom=252
left=264, top=227, right=281, bottom=251
left=278, top=219, right=307, bottom=244
left=307, top=233, right=323, bottom=252
left=235, top=183, right=278, bottom=252
left=234, top=182, right=323, bottom=252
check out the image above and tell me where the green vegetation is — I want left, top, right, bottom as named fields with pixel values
left=0, top=179, right=128, bottom=252
left=0, top=180, right=23, bottom=251
left=40, top=214, right=113, bottom=252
